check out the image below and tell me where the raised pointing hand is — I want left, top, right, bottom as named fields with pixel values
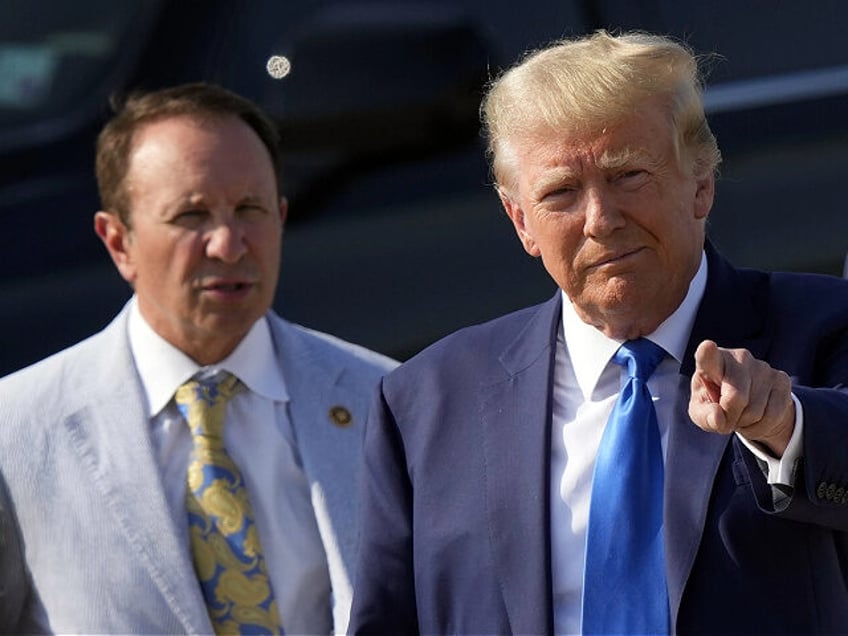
left=688, top=340, right=795, bottom=457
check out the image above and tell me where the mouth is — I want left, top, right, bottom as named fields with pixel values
left=199, top=278, right=256, bottom=298
left=590, top=247, right=645, bottom=269
left=206, top=281, right=251, bottom=292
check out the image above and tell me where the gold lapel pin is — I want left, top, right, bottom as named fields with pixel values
left=328, top=405, right=353, bottom=427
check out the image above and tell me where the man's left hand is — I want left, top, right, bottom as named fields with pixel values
left=688, top=339, right=795, bottom=457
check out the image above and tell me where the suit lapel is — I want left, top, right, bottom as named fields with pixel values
left=266, top=315, right=379, bottom=629
left=62, top=309, right=210, bottom=633
left=664, top=244, right=769, bottom=626
left=480, top=293, right=561, bottom=636
left=663, top=374, right=729, bottom=626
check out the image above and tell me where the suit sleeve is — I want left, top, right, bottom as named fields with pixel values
left=738, top=286, right=848, bottom=533
left=783, top=387, right=848, bottom=530
left=348, top=378, right=420, bottom=635
left=741, top=385, right=848, bottom=532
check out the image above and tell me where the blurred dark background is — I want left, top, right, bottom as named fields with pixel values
left=2, top=0, right=847, bottom=376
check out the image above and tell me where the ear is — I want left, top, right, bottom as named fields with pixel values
left=94, top=211, right=137, bottom=284
left=693, top=171, right=715, bottom=220
left=498, top=188, right=540, bottom=257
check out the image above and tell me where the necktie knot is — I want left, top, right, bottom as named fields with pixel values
left=175, top=372, right=243, bottom=440
left=613, top=338, right=666, bottom=382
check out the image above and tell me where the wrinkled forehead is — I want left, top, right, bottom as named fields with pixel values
left=497, top=123, right=677, bottom=193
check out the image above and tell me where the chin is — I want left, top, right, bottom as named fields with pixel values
left=574, top=287, right=660, bottom=335
left=202, top=307, right=264, bottom=334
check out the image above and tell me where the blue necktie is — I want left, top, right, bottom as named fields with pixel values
left=582, top=338, right=669, bottom=635
left=175, top=373, right=284, bottom=635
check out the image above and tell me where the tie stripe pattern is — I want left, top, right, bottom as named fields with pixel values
left=175, top=373, right=283, bottom=635
left=582, top=338, right=669, bottom=635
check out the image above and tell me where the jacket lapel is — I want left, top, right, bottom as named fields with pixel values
left=62, top=308, right=210, bottom=633
left=266, top=314, right=391, bottom=631
left=266, top=315, right=362, bottom=563
left=664, top=244, right=769, bottom=627
left=480, top=293, right=561, bottom=636
left=663, top=375, right=729, bottom=628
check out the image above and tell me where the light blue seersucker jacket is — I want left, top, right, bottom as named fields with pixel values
left=0, top=300, right=397, bottom=634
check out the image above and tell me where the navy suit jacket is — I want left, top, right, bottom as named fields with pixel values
left=350, top=246, right=848, bottom=635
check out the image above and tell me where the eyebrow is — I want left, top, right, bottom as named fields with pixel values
left=530, top=146, right=664, bottom=198
left=533, top=169, right=579, bottom=195
left=170, top=192, right=268, bottom=210
left=596, top=147, right=653, bottom=170
left=157, top=193, right=207, bottom=218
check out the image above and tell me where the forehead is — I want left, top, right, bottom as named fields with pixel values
left=127, top=115, right=276, bottom=181
left=130, top=114, right=249, bottom=156
left=124, top=115, right=278, bottom=209
left=501, top=98, right=679, bottom=185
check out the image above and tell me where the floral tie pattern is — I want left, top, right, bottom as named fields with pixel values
left=175, top=373, right=283, bottom=635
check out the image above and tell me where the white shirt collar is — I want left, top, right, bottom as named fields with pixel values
left=562, top=251, right=708, bottom=400
left=128, top=297, right=289, bottom=417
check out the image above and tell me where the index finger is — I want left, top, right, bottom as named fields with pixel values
left=694, top=339, right=724, bottom=382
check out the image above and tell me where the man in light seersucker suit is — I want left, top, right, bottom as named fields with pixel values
left=0, top=82, right=396, bottom=634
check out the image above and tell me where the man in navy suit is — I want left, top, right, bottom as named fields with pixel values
left=349, top=31, right=848, bottom=634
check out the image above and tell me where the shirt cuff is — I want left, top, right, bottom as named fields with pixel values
left=736, top=393, right=804, bottom=486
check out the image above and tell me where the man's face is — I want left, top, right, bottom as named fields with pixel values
left=96, top=114, right=286, bottom=364
left=500, top=98, right=714, bottom=340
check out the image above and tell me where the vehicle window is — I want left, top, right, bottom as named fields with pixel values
left=0, top=0, right=146, bottom=129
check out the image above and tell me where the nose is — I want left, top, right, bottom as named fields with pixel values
left=205, top=220, right=248, bottom=263
left=583, top=186, right=625, bottom=238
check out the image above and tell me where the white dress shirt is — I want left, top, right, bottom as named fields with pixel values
left=550, top=253, right=804, bottom=635
left=128, top=299, right=332, bottom=635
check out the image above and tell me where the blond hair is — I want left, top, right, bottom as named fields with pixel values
left=481, top=30, right=721, bottom=191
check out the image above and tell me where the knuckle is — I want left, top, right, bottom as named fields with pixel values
left=733, top=348, right=753, bottom=365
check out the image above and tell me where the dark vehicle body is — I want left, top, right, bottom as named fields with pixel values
left=2, top=0, right=847, bottom=375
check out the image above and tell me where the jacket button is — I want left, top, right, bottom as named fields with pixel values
left=826, top=484, right=837, bottom=501
left=817, top=482, right=828, bottom=499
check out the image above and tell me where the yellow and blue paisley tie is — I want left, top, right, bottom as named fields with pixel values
left=175, top=372, right=283, bottom=635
